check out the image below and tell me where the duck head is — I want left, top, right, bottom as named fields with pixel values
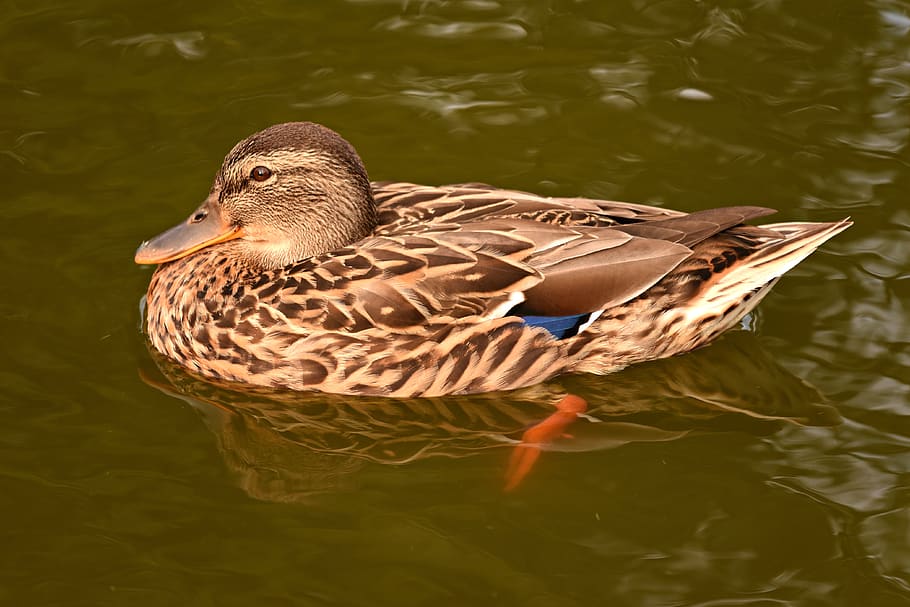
left=135, top=122, right=376, bottom=271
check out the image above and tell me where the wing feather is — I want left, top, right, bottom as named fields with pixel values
left=263, top=184, right=777, bottom=333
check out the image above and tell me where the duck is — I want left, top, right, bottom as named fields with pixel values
left=135, top=121, right=851, bottom=398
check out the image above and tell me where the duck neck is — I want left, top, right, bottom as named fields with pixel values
left=235, top=187, right=378, bottom=273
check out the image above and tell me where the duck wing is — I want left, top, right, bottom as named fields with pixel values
left=372, top=181, right=687, bottom=234
left=373, top=182, right=776, bottom=316
left=268, top=204, right=773, bottom=333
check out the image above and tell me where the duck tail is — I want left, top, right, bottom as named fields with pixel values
left=677, top=218, right=853, bottom=336
left=569, top=217, right=851, bottom=376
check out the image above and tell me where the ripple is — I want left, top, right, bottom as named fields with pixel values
left=880, top=7, right=910, bottom=36
left=848, top=231, right=910, bottom=280
left=674, top=87, right=715, bottom=102
left=859, top=507, right=910, bottom=591
left=589, top=61, right=653, bottom=108
left=109, top=31, right=206, bottom=60
left=375, top=16, right=527, bottom=40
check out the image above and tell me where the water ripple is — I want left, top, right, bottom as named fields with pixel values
left=109, top=31, right=206, bottom=60
left=375, top=16, right=527, bottom=40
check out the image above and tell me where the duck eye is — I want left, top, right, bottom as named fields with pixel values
left=250, top=166, right=272, bottom=182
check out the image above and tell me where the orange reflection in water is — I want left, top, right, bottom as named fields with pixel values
left=504, top=394, right=588, bottom=492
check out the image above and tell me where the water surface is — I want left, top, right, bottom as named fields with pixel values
left=1, top=1, right=908, bottom=605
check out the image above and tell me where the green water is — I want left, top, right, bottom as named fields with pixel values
left=2, top=1, right=908, bottom=605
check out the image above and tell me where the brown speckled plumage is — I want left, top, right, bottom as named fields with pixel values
left=137, top=122, right=851, bottom=397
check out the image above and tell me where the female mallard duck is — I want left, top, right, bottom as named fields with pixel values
left=135, top=122, right=850, bottom=398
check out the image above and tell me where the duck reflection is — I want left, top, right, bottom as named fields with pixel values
left=140, top=330, right=839, bottom=502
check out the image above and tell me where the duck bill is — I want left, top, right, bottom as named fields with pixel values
left=135, top=199, right=245, bottom=265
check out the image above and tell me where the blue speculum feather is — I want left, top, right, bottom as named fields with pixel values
left=520, top=314, right=590, bottom=339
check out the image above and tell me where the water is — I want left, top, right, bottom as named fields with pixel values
left=1, top=1, right=908, bottom=605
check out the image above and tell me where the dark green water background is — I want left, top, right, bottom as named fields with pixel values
left=2, top=1, right=908, bottom=605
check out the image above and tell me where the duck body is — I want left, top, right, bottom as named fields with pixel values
left=137, top=123, right=850, bottom=397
